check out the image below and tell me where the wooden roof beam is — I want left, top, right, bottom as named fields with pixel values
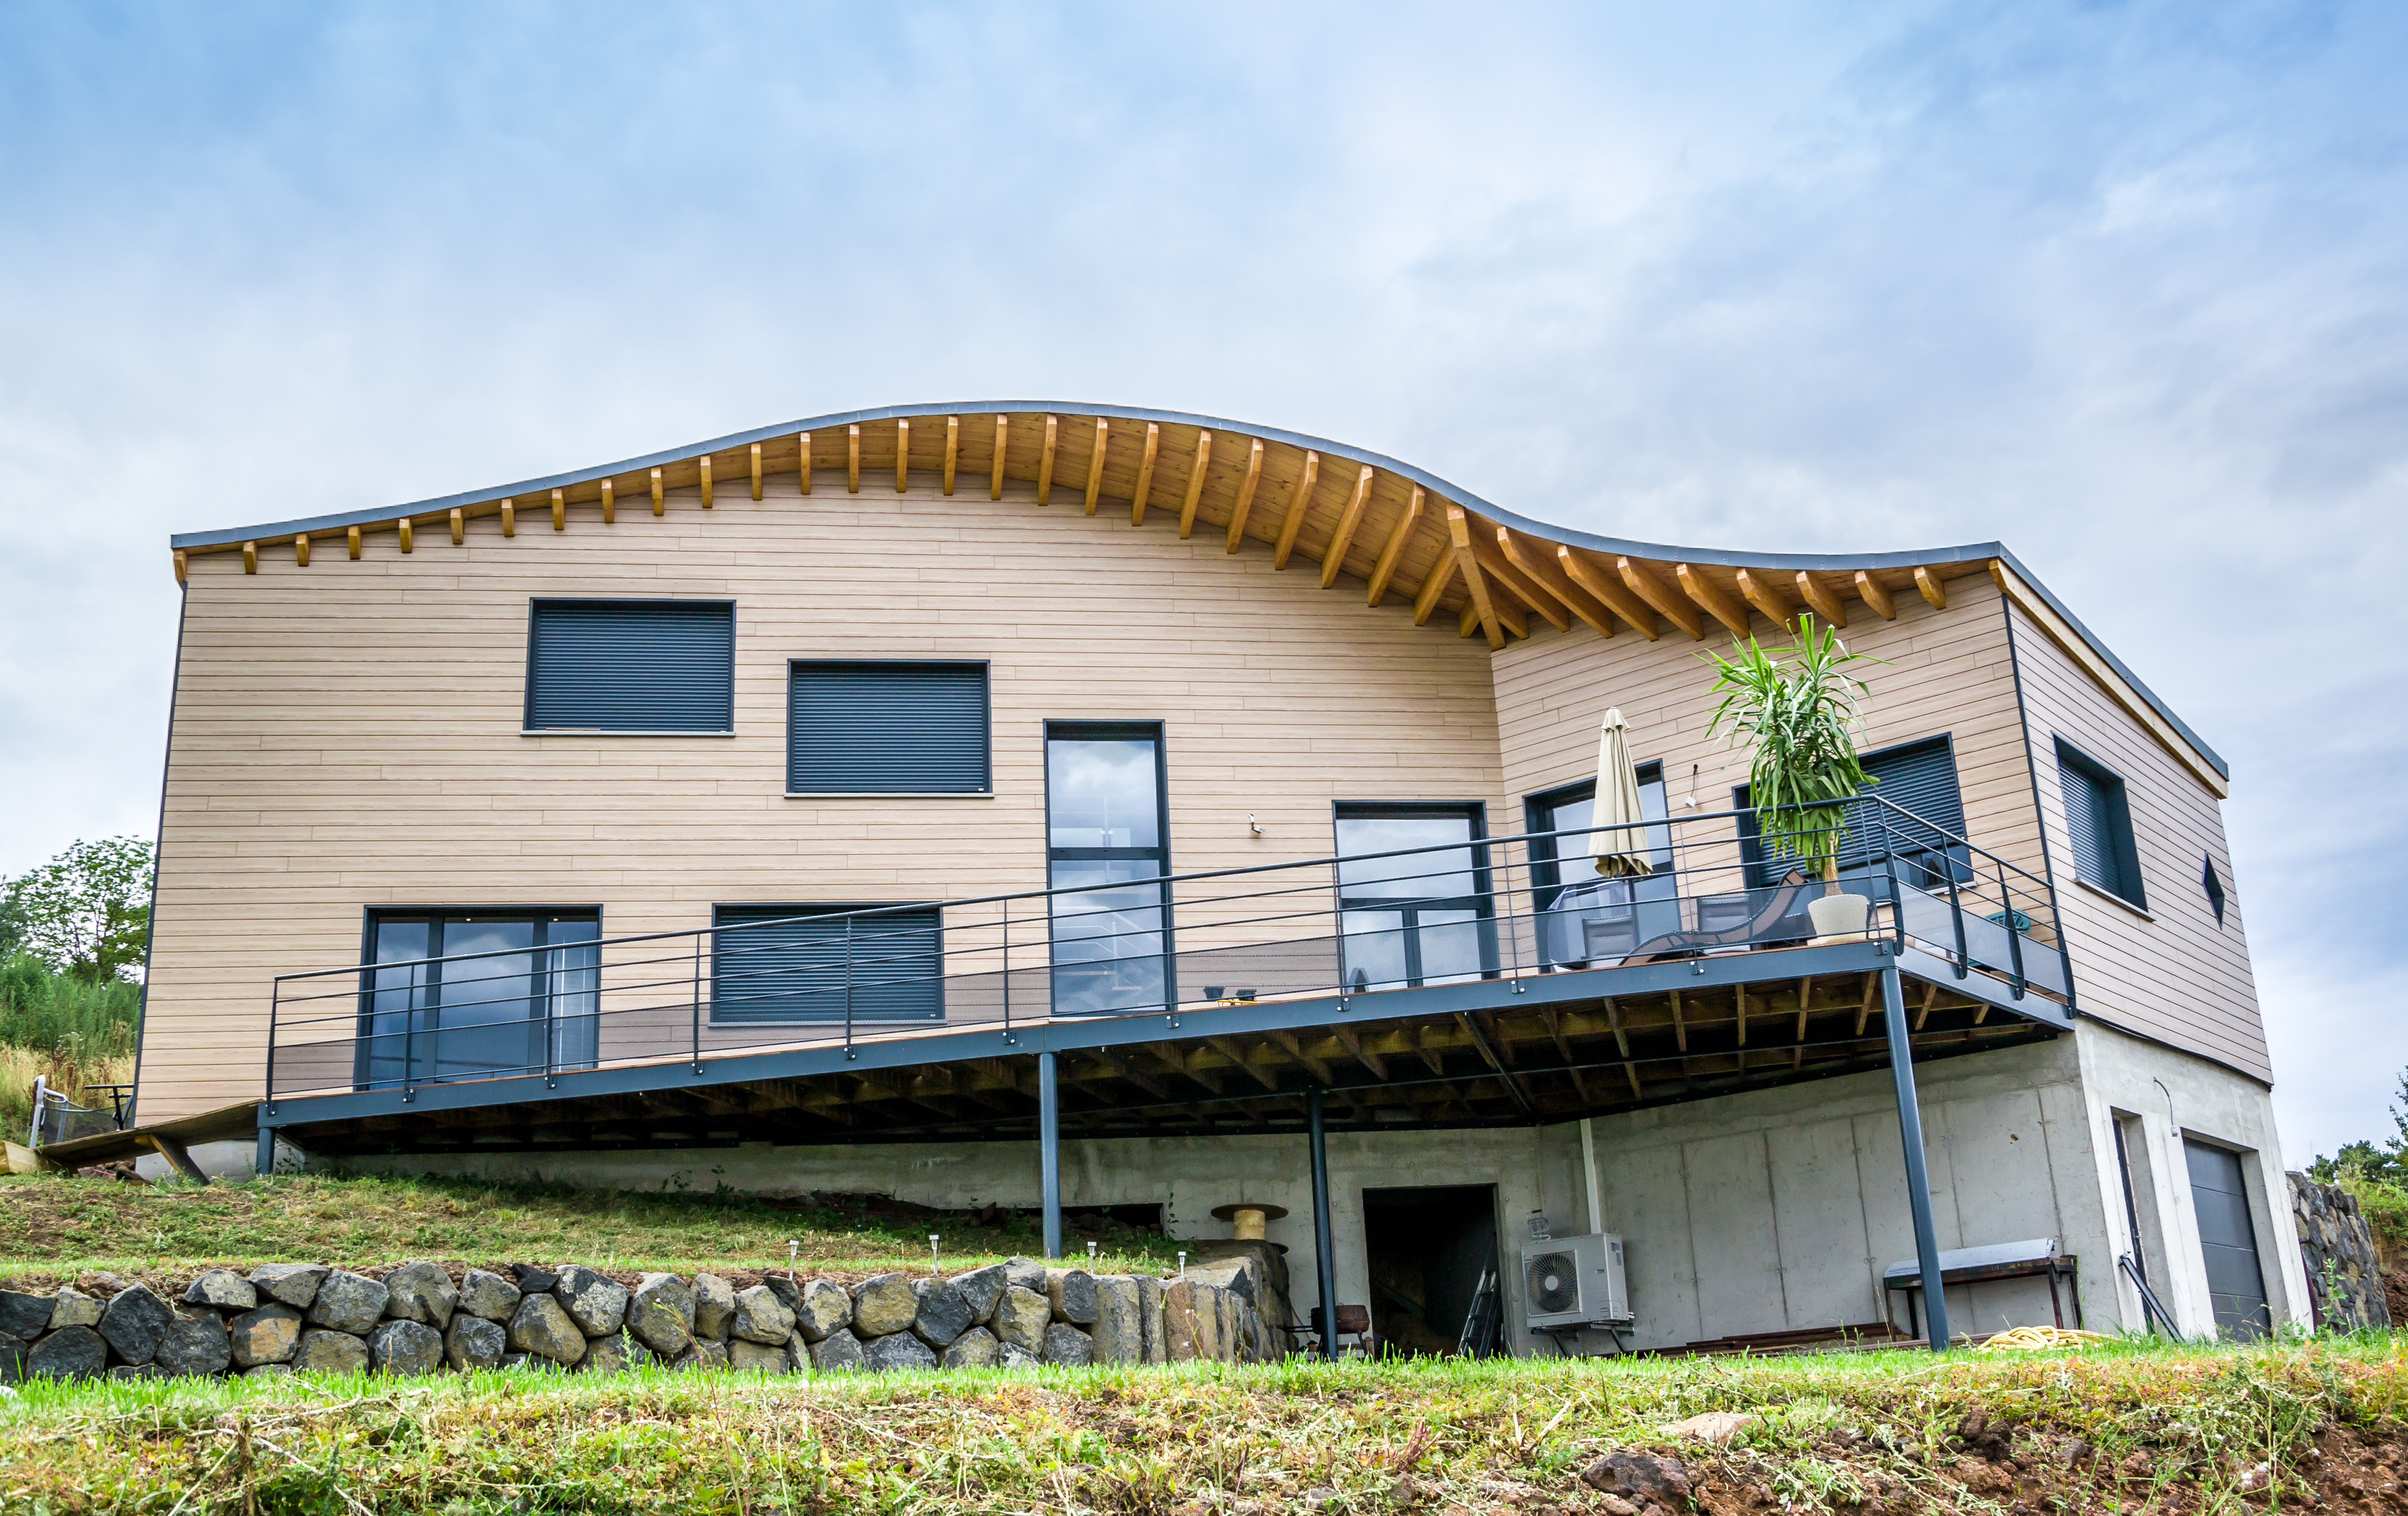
left=1411, top=549, right=1457, bottom=625
left=1318, top=466, right=1375, bottom=588
left=1915, top=565, right=1948, bottom=610
left=1461, top=593, right=1526, bottom=641
left=751, top=442, right=764, bottom=501
left=1795, top=572, right=1848, bottom=628
left=847, top=426, right=862, bottom=493
left=1617, top=557, right=1705, bottom=639
left=1129, top=421, right=1159, bottom=525
left=1176, top=430, right=1212, bottom=538
left=1082, top=416, right=1109, bottom=515
left=1676, top=564, right=1752, bottom=637
left=698, top=456, right=712, bottom=508
left=1036, top=414, right=1058, bottom=504
left=1854, top=569, right=1895, bottom=621
left=1736, top=569, right=1793, bottom=630
left=1365, top=486, right=1425, bottom=605
left=1499, top=529, right=1616, bottom=637
left=894, top=420, right=910, bottom=493
left=990, top=416, right=1008, bottom=500
left=1225, top=439, right=1265, bottom=552
left=650, top=468, right=664, bottom=514
left=1557, top=547, right=1658, bottom=639
left=1445, top=504, right=1506, bottom=650
left=1272, top=450, right=1320, bottom=569
left=1464, top=529, right=1566, bottom=631
left=796, top=435, right=812, bottom=495
left=941, top=417, right=958, bottom=496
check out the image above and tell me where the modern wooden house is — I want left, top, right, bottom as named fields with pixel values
left=119, top=401, right=2294, bottom=1355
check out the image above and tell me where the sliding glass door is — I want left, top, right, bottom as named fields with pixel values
left=359, top=911, right=599, bottom=1088
left=1334, top=804, right=1496, bottom=990
left=1046, top=724, right=1173, bottom=1015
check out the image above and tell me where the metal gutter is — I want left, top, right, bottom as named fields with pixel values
left=165, top=399, right=2225, bottom=781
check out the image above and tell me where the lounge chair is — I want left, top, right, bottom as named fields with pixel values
left=1612, top=870, right=1815, bottom=967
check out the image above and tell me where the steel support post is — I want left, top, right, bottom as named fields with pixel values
left=1882, top=964, right=1950, bottom=1351
left=254, top=1124, right=275, bottom=1179
left=1038, top=1050, right=1063, bottom=1260
left=1308, top=1086, right=1339, bottom=1362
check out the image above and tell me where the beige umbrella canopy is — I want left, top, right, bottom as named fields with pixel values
left=1584, top=708, right=1654, bottom=878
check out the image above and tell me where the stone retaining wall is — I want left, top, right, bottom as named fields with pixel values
left=2288, top=1173, right=2391, bottom=1331
left=0, top=1255, right=1279, bottom=1383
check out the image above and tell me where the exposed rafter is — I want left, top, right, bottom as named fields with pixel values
left=990, top=415, right=1008, bottom=500
left=1736, top=569, right=1793, bottom=630
left=1446, top=504, right=1505, bottom=651
left=941, top=417, right=958, bottom=497
left=1412, top=549, right=1457, bottom=626
left=1558, top=547, right=1659, bottom=639
left=1036, top=414, right=1058, bottom=505
left=1915, top=565, right=1948, bottom=610
left=1677, top=563, right=1751, bottom=637
left=1795, top=572, right=1848, bottom=628
left=894, top=420, right=910, bottom=493
left=1130, top=422, right=1159, bottom=526
left=1499, top=529, right=1616, bottom=638
left=698, top=456, right=712, bottom=508
left=1366, top=486, right=1425, bottom=606
left=600, top=479, right=615, bottom=523
left=1272, top=450, right=1320, bottom=569
left=650, top=468, right=664, bottom=515
left=500, top=500, right=515, bottom=537
left=1618, top=557, right=1705, bottom=639
left=797, top=434, right=812, bottom=495
left=447, top=509, right=462, bottom=545
left=848, top=426, right=862, bottom=494
left=1178, top=430, right=1212, bottom=539
left=1465, top=529, right=1565, bottom=631
left=1225, top=439, right=1265, bottom=553
left=1083, top=416, right=1109, bottom=515
left=1854, top=569, right=1894, bottom=621
left=751, top=442, right=764, bottom=501
left=1319, top=466, right=1374, bottom=589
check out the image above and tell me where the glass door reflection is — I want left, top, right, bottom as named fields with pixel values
left=359, top=912, right=599, bottom=1088
left=1045, top=726, right=1172, bottom=1015
left=1334, top=805, right=1496, bottom=991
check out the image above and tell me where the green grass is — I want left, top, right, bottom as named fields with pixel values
left=3, top=1337, right=2403, bottom=1514
left=0, top=1170, right=1181, bottom=1287
left=0, top=955, right=140, bottom=1139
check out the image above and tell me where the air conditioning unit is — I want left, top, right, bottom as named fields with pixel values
left=1522, top=1232, right=1631, bottom=1330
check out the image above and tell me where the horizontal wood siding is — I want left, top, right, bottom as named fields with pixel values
left=142, top=476, right=1507, bottom=1119
left=1490, top=570, right=2046, bottom=887
left=2007, top=602, right=2266, bottom=1079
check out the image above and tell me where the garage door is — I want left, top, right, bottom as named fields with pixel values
left=2184, top=1140, right=2271, bottom=1340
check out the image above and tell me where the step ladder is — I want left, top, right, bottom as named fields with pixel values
left=1456, top=1263, right=1502, bottom=1358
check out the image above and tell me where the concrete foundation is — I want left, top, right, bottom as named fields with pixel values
left=338, top=1019, right=2303, bottom=1353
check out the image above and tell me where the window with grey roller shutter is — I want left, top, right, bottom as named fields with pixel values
left=2057, top=740, right=2143, bottom=907
left=788, top=662, right=990, bottom=793
left=710, top=905, right=942, bottom=1023
left=524, top=600, right=734, bottom=731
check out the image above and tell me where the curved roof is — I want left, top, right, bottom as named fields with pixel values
left=167, top=399, right=2227, bottom=787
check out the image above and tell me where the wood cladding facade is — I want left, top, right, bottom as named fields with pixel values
left=138, top=464, right=2265, bottom=1119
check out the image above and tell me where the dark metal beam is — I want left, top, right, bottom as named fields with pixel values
left=1883, top=965, right=1949, bottom=1352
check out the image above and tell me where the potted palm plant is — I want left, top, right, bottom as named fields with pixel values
left=1704, top=614, right=1882, bottom=940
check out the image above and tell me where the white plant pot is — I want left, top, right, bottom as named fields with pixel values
left=1807, top=892, right=1871, bottom=939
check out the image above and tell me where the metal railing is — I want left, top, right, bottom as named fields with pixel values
left=264, top=796, right=2071, bottom=1103
left=30, top=1077, right=134, bottom=1147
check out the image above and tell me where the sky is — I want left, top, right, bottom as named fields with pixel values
left=1, top=2, right=2402, bottom=1165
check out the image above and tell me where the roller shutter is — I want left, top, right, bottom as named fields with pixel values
left=788, top=661, right=991, bottom=793
left=524, top=600, right=734, bottom=732
left=711, top=905, right=943, bottom=1023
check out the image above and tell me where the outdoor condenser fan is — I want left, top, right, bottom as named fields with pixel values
left=1525, top=1250, right=1581, bottom=1318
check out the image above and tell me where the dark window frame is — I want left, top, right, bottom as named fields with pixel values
left=1523, top=764, right=1667, bottom=912
left=522, top=597, right=737, bottom=735
left=1044, top=720, right=1177, bottom=1014
left=352, top=904, right=604, bottom=1090
left=1330, top=799, right=1499, bottom=987
left=709, top=902, right=945, bottom=1026
left=786, top=659, right=993, bottom=795
left=2055, top=737, right=2147, bottom=911
left=1734, top=732, right=1972, bottom=893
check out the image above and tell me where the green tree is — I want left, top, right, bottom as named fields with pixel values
left=1, top=836, right=156, bottom=982
left=2306, top=1064, right=2408, bottom=1183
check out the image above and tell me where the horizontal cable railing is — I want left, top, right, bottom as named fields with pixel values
left=265, top=798, right=2071, bottom=1103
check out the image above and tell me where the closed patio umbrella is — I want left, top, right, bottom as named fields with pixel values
left=1585, top=707, right=1653, bottom=878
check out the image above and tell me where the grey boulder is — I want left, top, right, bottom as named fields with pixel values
left=382, top=1263, right=458, bottom=1330
left=950, top=1264, right=1009, bottom=1325
left=996, top=1342, right=1040, bottom=1369
left=581, top=1330, right=650, bottom=1374
left=728, top=1336, right=794, bottom=1373
left=445, top=1313, right=506, bottom=1371
left=680, top=1338, right=730, bottom=1371
left=863, top=1331, right=938, bottom=1372
left=1042, top=1322, right=1094, bottom=1366
left=228, top=1304, right=304, bottom=1367
left=154, top=1313, right=234, bottom=1377
left=628, top=1274, right=694, bottom=1357
left=0, top=1330, right=23, bottom=1386
left=507, top=1293, right=588, bottom=1365
left=1045, top=1269, right=1098, bottom=1325
left=183, top=1269, right=258, bottom=1313
left=1003, top=1256, right=1048, bottom=1293
left=0, top=1290, right=51, bottom=1341
left=552, top=1266, right=629, bottom=1337
left=245, top=1363, right=294, bottom=1380
left=292, top=1329, right=369, bottom=1375
left=29, top=1325, right=107, bottom=1379
left=306, top=1271, right=389, bottom=1335
left=46, top=1288, right=103, bottom=1330
left=248, top=1263, right=328, bottom=1309
left=1091, top=1276, right=1144, bottom=1365
left=810, top=1328, right=865, bottom=1372
left=456, top=1269, right=521, bottom=1323
left=994, top=1286, right=1051, bottom=1353
left=795, top=1278, right=852, bottom=1342
left=731, top=1285, right=795, bottom=1345
left=940, top=1326, right=1000, bottom=1369
left=691, top=1274, right=736, bottom=1339
left=99, top=1284, right=173, bottom=1365
left=851, top=1274, right=917, bottom=1338
left=911, top=1278, right=974, bottom=1347
left=369, top=1319, right=445, bottom=1376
